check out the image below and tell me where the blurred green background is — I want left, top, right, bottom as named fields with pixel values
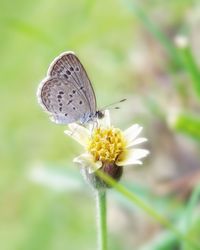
left=1, top=0, right=200, bottom=249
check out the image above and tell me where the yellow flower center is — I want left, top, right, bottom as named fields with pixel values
left=87, top=127, right=126, bottom=163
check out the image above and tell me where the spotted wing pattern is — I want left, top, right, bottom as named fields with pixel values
left=37, top=52, right=97, bottom=124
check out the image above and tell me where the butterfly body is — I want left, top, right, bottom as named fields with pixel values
left=37, top=51, right=98, bottom=125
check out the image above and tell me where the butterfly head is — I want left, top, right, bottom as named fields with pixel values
left=79, top=110, right=105, bottom=125
left=96, top=110, right=104, bottom=119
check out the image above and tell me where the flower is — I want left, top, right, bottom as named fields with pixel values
left=64, top=110, right=149, bottom=182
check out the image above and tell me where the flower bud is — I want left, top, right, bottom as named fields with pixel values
left=81, top=162, right=123, bottom=190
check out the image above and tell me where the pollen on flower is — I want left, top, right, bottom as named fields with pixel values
left=87, top=127, right=126, bottom=163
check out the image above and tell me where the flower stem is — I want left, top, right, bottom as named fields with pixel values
left=96, top=190, right=107, bottom=250
left=96, top=170, right=200, bottom=249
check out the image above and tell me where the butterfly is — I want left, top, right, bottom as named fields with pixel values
left=37, top=51, right=103, bottom=125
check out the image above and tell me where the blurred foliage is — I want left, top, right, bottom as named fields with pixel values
left=1, top=0, right=200, bottom=249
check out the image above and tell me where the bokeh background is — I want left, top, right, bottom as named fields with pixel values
left=1, top=0, right=200, bottom=249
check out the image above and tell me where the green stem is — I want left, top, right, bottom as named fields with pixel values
left=96, top=190, right=107, bottom=250
left=122, top=0, right=181, bottom=67
left=96, top=170, right=200, bottom=249
left=186, top=185, right=200, bottom=229
left=180, top=46, right=200, bottom=100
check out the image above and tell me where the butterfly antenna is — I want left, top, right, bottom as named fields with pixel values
left=100, top=98, right=126, bottom=111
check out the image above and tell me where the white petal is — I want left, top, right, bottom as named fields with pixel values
left=64, top=123, right=90, bottom=146
left=117, top=148, right=149, bottom=166
left=68, top=123, right=89, bottom=133
left=87, top=110, right=111, bottom=133
left=123, top=124, right=143, bottom=145
left=97, top=109, right=110, bottom=128
left=73, top=153, right=102, bottom=173
left=127, top=137, right=148, bottom=148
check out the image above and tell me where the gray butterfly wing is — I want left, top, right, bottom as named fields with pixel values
left=47, top=51, right=96, bottom=115
left=37, top=77, right=92, bottom=124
